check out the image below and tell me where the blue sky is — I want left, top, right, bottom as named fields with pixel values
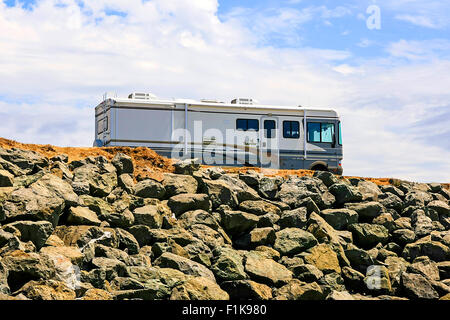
left=0, top=0, right=449, bottom=182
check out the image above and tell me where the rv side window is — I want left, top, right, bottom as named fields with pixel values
left=307, top=122, right=335, bottom=143
left=338, top=122, right=342, bottom=145
left=264, top=120, right=276, bottom=138
left=283, top=121, right=300, bottom=139
left=97, top=119, right=104, bottom=134
left=104, top=116, right=108, bottom=131
left=236, top=119, right=259, bottom=131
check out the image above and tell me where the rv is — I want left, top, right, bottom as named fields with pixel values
left=94, top=93, right=343, bottom=174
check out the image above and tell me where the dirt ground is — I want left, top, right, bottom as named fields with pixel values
left=0, top=137, right=448, bottom=188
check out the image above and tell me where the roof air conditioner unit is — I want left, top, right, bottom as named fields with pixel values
left=231, top=98, right=257, bottom=105
left=128, top=92, right=157, bottom=100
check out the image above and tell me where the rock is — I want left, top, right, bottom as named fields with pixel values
left=167, top=193, right=211, bottom=217
left=407, top=256, right=440, bottom=281
left=162, top=173, right=198, bottom=196
left=254, top=246, right=280, bottom=261
left=1, top=174, right=76, bottom=226
left=278, top=207, right=308, bottom=229
left=0, top=261, right=9, bottom=294
left=313, top=171, right=338, bottom=188
left=112, top=153, right=133, bottom=175
left=221, top=280, right=272, bottom=300
left=437, top=261, right=450, bottom=279
left=304, top=244, right=341, bottom=274
left=349, top=223, right=389, bottom=248
left=344, top=244, right=375, bottom=273
left=235, top=227, right=276, bottom=249
left=427, top=200, right=450, bottom=216
left=81, top=288, right=113, bottom=300
left=401, top=272, right=439, bottom=299
left=118, top=174, right=134, bottom=193
left=170, top=276, right=229, bottom=300
left=402, top=239, right=450, bottom=262
left=134, top=179, right=166, bottom=199
left=178, top=210, right=220, bottom=230
left=211, top=248, right=247, bottom=282
left=344, top=201, right=383, bottom=221
left=0, top=157, right=26, bottom=177
left=133, top=205, right=163, bottom=228
left=40, top=246, right=84, bottom=265
left=258, top=176, right=283, bottom=199
left=1, top=250, right=56, bottom=292
left=0, top=148, right=48, bottom=172
left=67, top=206, right=102, bottom=227
left=244, top=252, right=292, bottom=287
left=54, top=225, right=119, bottom=250
left=173, top=158, right=200, bottom=175
left=3, top=221, right=53, bottom=250
left=393, top=229, right=416, bottom=246
left=17, top=280, right=76, bottom=300
left=378, top=192, right=403, bottom=213
left=221, top=210, right=259, bottom=236
left=356, top=181, right=382, bottom=201
left=257, top=212, right=280, bottom=228
left=342, top=266, right=365, bottom=292
left=404, top=190, right=433, bottom=207
left=327, top=290, right=354, bottom=300
left=218, top=175, right=260, bottom=203
left=154, top=252, right=215, bottom=281
left=292, top=264, right=324, bottom=283
left=320, top=208, right=358, bottom=230
left=274, top=228, right=318, bottom=256
left=329, top=183, right=362, bottom=205
left=319, top=272, right=346, bottom=292
left=73, top=163, right=117, bottom=198
left=203, top=179, right=238, bottom=209
left=411, top=209, right=434, bottom=237
left=189, top=224, right=230, bottom=250
left=0, top=169, right=14, bottom=187
left=239, top=200, right=281, bottom=216
left=274, top=280, right=324, bottom=300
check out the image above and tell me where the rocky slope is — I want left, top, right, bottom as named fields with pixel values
left=0, top=145, right=449, bottom=300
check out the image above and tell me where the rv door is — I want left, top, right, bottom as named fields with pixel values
left=259, top=116, right=280, bottom=169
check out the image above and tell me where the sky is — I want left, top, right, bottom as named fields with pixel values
left=0, top=0, right=449, bottom=182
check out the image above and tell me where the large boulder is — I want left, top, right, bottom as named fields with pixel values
left=170, top=276, right=229, bottom=300
left=67, top=206, right=102, bottom=227
left=320, top=208, right=358, bottom=230
left=154, top=252, right=215, bottom=281
left=133, top=179, right=166, bottom=199
left=167, top=193, right=211, bottom=217
left=220, top=210, right=259, bottom=236
left=278, top=207, right=308, bottom=229
left=235, top=227, right=276, bottom=249
left=274, top=280, right=325, bottom=300
left=203, top=179, right=238, bottom=209
left=133, top=205, right=164, bottom=228
left=349, top=223, right=390, bottom=248
left=274, top=228, right=318, bottom=256
left=221, top=280, right=272, bottom=300
left=0, top=169, right=14, bottom=187
left=304, top=243, right=341, bottom=274
left=0, top=148, right=48, bottom=173
left=407, top=256, right=440, bottom=281
left=3, top=221, right=53, bottom=250
left=211, top=248, right=247, bottom=282
left=402, top=239, right=450, bottom=262
left=162, top=173, right=198, bottom=196
left=244, top=252, right=292, bottom=287
left=73, top=163, right=117, bottom=197
left=401, top=272, right=439, bottom=299
left=328, top=183, right=363, bottom=205
left=238, top=200, right=281, bottom=216
left=344, top=202, right=384, bottom=220
left=111, top=153, right=133, bottom=175
left=16, top=280, right=76, bottom=300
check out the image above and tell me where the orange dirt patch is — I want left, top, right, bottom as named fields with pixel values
left=0, top=138, right=174, bottom=182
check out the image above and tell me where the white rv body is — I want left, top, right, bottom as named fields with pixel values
left=94, top=94, right=343, bottom=174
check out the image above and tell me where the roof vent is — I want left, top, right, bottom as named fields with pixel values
left=231, top=98, right=257, bottom=105
left=200, top=99, right=224, bottom=104
left=128, top=92, right=157, bottom=100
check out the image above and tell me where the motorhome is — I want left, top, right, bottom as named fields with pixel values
left=94, top=93, right=343, bottom=174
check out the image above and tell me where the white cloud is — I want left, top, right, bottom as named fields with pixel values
left=0, top=0, right=449, bottom=183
